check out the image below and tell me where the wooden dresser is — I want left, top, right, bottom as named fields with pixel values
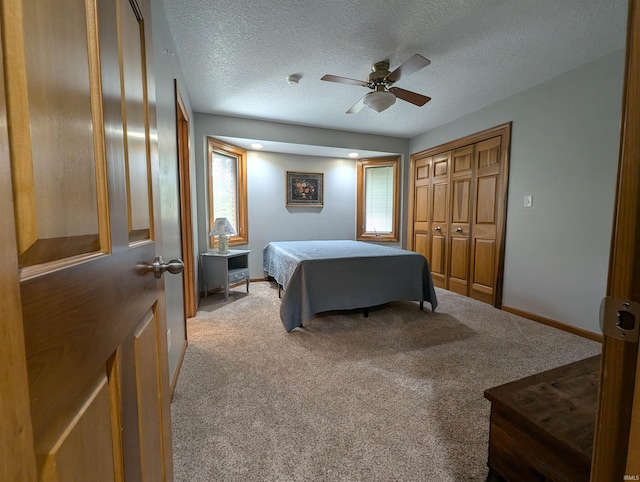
left=484, top=355, right=600, bottom=481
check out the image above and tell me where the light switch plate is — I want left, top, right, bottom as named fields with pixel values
left=524, top=195, right=533, bottom=208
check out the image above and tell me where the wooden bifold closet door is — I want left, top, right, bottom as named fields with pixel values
left=408, top=123, right=511, bottom=307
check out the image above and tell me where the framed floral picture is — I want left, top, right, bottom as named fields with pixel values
left=286, top=171, right=324, bottom=206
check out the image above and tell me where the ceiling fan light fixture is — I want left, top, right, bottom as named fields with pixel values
left=363, top=91, right=396, bottom=113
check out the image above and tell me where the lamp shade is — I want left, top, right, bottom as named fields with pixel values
left=363, top=91, right=396, bottom=113
left=210, top=217, right=236, bottom=237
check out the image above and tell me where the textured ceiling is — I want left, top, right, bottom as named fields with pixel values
left=161, top=0, right=627, bottom=139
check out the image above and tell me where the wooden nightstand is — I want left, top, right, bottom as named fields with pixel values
left=200, top=249, right=251, bottom=301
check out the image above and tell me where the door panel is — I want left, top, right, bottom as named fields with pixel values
left=470, top=136, right=502, bottom=304
left=476, top=176, right=498, bottom=224
left=11, top=0, right=107, bottom=268
left=134, top=310, right=167, bottom=481
left=451, top=178, right=471, bottom=224
left=430, top=233, right=447, bottom=286
left=416, top=159, right=429, bottom=180
left=415, top=184, right=430, bottom=231
left=41, top=375, right=115, bottom=481
left=449, top=236, right=469, bottom=295
left=121, top=0, right=152, bottom=243
left=448, top=145, right=473, bottom=295
left=434, top=157, right=448, bottom=176
left=414, top=233, right=429, bottom=259
left=452, top=146, right=473, bottom=173
left=432, top=183, right=448, bottom=224
left=410, top=156, right=430, bottom=256
left=2, top=0, right=173, bottom=479
left=473, top=239, right=496, bottom=290
left=430, top=152, right=450, bottom=288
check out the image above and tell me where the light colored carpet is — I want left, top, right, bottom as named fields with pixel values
left=171, top=281, right=600, bottom=482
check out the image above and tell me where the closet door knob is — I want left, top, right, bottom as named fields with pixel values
left=456, top=227, right=463, bottom=233
left=435, top=226, right=441, bottom=231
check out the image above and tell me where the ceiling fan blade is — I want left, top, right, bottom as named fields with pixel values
left=386, top=54, right=431, bottom=83
left=346, top=95, right=367, bottom=114
left=321, top=74, right=368, bottom=87
left=389, top=87, right=431, bottom=107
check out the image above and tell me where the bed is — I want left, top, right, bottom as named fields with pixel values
left=263, top=240, right=437, bottom=332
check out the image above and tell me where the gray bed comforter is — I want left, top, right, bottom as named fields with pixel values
left=263, top=240, right=437, bottom=332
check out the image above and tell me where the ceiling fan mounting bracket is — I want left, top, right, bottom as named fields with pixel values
left=368, top=61, right=391, bottom=87
left=371, top=61, right=389, bottom=72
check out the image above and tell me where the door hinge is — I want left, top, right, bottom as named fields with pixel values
left=600, top=297, right=640, bottom=343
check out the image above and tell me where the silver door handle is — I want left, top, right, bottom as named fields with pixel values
left=149, top=256, right=184, bottom=278
left=435, top=226, right=441, bottom=231
left=456, top=227, right=463, bottom=233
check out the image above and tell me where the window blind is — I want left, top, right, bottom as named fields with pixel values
left=364, top=165, right=394, bottom=233
left=212, top=151, right=239, bottom=232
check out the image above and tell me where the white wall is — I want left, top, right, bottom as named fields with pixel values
left=194, top=115, right=410, bottom=278
left=245, top=151, right=357, bottom=275
left=410, top=50, right=625, bottom=334
left=151, top=0, right=197, bottom=380
left=192, top=51, right=624, bottom=335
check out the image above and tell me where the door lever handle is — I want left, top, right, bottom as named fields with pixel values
left=148, top=256, right=184, bottom=278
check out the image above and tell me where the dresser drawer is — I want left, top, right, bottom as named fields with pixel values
left=228, top=267, right=249, bottom=284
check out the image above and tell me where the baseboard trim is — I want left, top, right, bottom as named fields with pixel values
left=501, top=306, right=603, bottom=343
left=170, top=339, right=188, bottom=400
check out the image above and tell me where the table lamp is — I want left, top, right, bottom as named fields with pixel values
left=210, top=217, right=236, bottom=254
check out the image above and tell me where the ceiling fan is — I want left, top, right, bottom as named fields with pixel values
left=321, top=54, right=432, bottom=114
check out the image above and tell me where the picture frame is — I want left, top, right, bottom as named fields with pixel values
left=286, top=171, right=324, bottom=206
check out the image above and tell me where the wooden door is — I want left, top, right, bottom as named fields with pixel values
left=448, top=145, right=474, bottom=296
left=176, top=84, right=196, bottom=319
left=591, top=0, right=640, bottom=478
left=0, top=15, right=37, bottom=479
left=470, top=136, right=502, bottom=304
left=411, top=155, right=431, bottom=259
left=409, top=124, right=510, bottom=307
left=1, top=0, right=174, bottom=479
left=430, top=152, right=451, bottom=288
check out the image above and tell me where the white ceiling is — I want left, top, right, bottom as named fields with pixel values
left=161, top=0, right=627, bottom=140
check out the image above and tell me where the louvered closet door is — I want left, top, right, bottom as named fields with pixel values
left=470, top=136, right=502, bottom=304
left=2, top=0, right=174, bottom=479
left=448, top=145, right=473, bottom=296
left=429, top=152, right=451, bottom=288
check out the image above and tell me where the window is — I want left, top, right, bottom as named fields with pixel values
left=207, top=138, right=248, bottom=248
left=356, top=156, right=400, bottom=242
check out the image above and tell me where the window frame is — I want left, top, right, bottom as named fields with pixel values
left=356, top=156, right=401, bottom=243
left=206, top=138, right=249, bottom=249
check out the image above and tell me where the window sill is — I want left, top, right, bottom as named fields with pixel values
left=356, top=233, right=398, bottom=243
